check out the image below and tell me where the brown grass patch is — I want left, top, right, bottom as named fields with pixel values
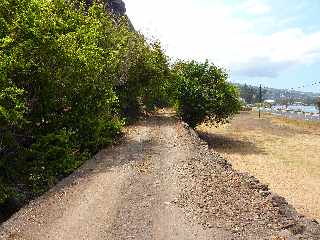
left=198, top=111, right=320, bottom=221
left=271, top=116, right=320, bottom=134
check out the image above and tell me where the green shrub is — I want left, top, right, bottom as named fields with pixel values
left=0, top=0, right=173, bottom=205
left=0, top=0, right=241, bottom=208
left=0, top=0, right=137, bottom=203
left=172, top=60, right=241, bottom=128
left=28, top=129, right=90, bottom=192
left=116, top=40, right=171, bottom=119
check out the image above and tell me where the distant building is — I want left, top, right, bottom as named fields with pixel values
left=293, top=101, right=303, bottom=105
left=264, top=99, right=275, bottom=104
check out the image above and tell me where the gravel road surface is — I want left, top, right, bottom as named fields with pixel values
left=1, top=111, right=319, bottom=240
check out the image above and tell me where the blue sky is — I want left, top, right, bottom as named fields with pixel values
left=125, top=0, right=320, bottom=93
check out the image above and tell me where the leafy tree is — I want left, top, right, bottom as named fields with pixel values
left=239, top=84, right=258, bottom=104
left=0, top=0, right=242, bottom=209
left=238, top=84, right=268, bottom=104
left=172, top=61, right=241, bottom=128
left=0, top=0, right=169, bottom=204
left=116, top=40, right=171, bottom=119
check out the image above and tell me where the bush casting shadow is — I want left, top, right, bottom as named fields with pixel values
left=197, top=131, right=267, bottom=155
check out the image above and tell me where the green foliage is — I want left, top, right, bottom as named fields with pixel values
left=0, top=184, right=12, bottom=204
left=238, top=84, right=258, bottom=104
left=172, top=61, right=241, bottom=128
left=29, top=129, right=86, bottom=192
left=0, top=0, right=154, bottom=204
left=238, top=84, right=268, bottom=105
left=116, top=40, right=171, bottom=119
left=0, top=86, right=26, bottom=127
left=0, top=0, right=241, bottom=209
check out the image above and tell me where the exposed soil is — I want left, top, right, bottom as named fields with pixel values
left=0, top=110, right=319, bottom=240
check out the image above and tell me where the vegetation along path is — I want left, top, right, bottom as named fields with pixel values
left=1, top=110, right=320, bottom=240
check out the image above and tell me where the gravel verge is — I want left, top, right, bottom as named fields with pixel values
left=175, top=121, right=320, bottom=239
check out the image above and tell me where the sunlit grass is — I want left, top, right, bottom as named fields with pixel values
left=271, top=116, right=320, bottom=131
left=198, top=111, right=320, bottom=221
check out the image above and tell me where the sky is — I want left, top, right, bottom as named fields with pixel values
left=125, top=0, right=320, bottom=93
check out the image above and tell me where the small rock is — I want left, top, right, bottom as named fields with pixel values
left=260, top=190, right=271, bottom=197
left=207, top=223, right=213, bottom=228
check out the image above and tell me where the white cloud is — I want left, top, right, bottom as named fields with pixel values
left=240, top=0, right=271, bottom=15
left=229, top=29, right=320, bottom=77
left=232, top=57, right=295, bottom=77
left=125, top=0, right=320, bottom=78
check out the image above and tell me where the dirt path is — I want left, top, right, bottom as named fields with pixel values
left=1, top=111, right=320, bottom=240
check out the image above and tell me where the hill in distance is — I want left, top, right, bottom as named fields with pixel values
left=235, top=83, right=320, bottom=105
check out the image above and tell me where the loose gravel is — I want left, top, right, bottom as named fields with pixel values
left=0, top=110, right=319, bottom=240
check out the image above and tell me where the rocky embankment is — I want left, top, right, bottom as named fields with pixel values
left=176, top=123, right=320, bottom=239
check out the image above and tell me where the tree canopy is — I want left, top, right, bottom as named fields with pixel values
left=0, top=0, right=241, bottom=206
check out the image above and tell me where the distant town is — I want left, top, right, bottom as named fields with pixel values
left=236, top=83, right=320, bottom=106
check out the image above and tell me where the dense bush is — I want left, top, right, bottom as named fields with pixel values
left=172, top=61, right=241, bottom=128
left=0, top=0, right=241, bottom=207
left=116, top=41, right=171, bottom=119
left=0, top=0, right=170, bottom=204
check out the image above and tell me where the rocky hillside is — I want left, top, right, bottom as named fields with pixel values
left=107, top=0, right=126, bottom=15
left=85, top=0, right=126, bottom=15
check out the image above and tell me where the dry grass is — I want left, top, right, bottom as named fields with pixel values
left=197, top=111, right=320, bottom=221
left=271, top=115, right=320, bottom=133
